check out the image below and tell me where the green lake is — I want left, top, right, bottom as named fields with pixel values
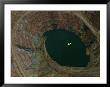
left=43, top=29, right=89, bottom=67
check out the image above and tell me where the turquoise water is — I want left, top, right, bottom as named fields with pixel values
left=43, top=29, right=89, bottom=67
